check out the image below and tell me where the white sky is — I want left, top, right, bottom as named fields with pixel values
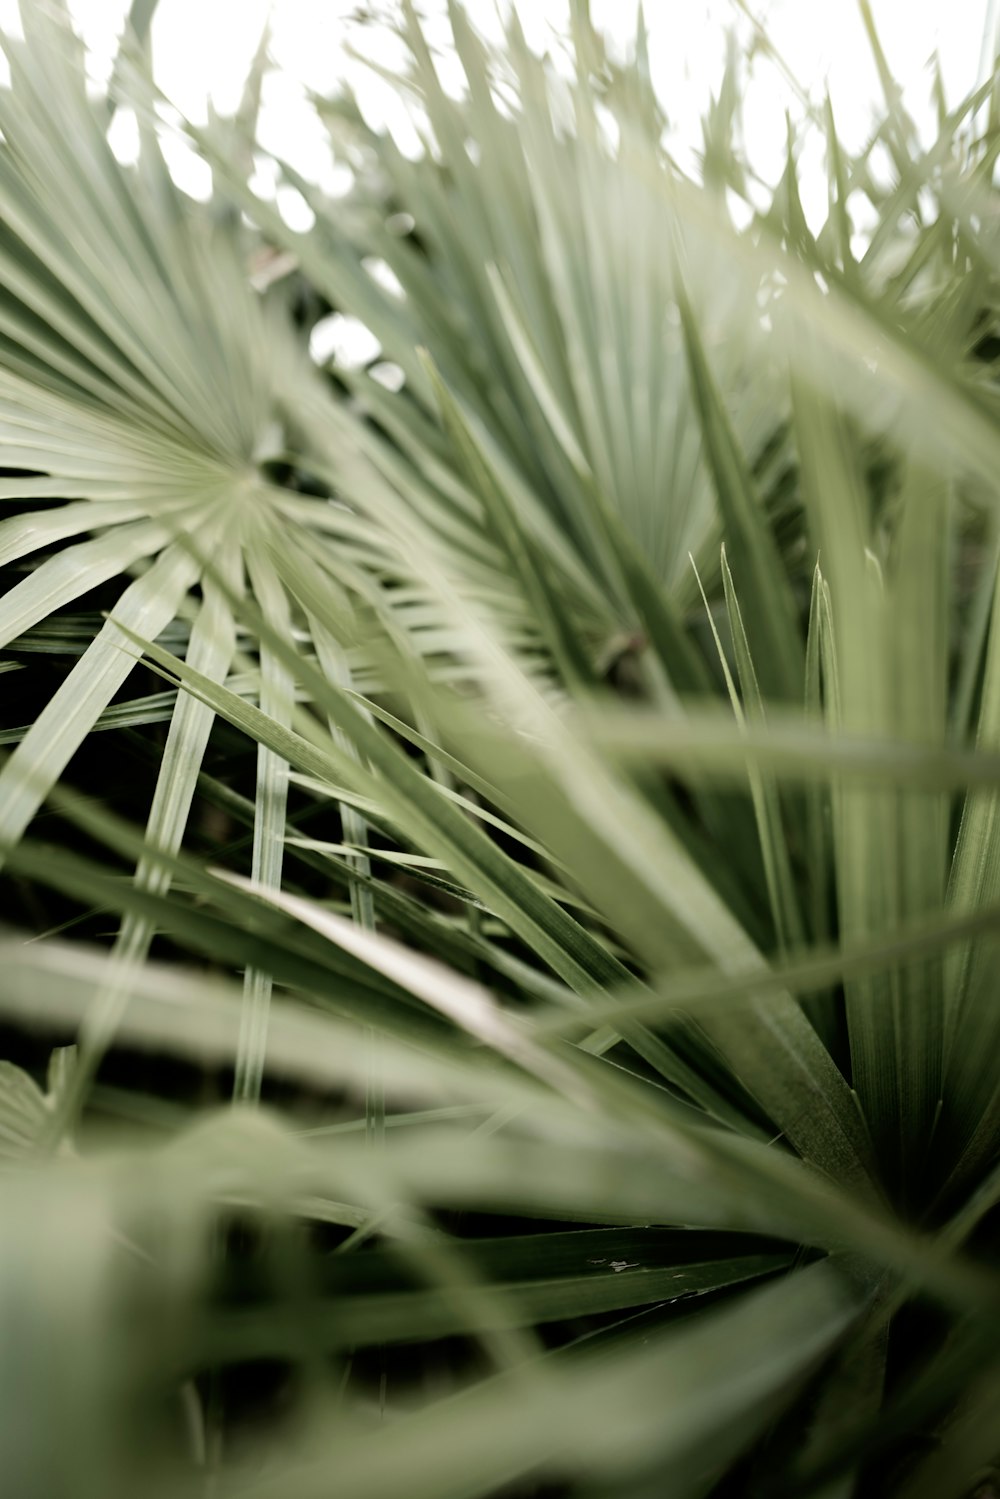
left=25, top=0, right=983, bottom=368
left=0, top=1, right=988, bottom=371
left=0, top=0, right=994, bottom=344
left=0, top=1, right=992, bottom=210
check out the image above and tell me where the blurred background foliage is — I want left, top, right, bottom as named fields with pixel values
left=1, top=1, right=1000, bottom=1495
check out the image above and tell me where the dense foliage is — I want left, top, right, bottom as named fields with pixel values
left=1, top=2, right=1000, bottom=1495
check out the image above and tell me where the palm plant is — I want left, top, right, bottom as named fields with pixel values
left=2, top=2, right=1000, bottom=1496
